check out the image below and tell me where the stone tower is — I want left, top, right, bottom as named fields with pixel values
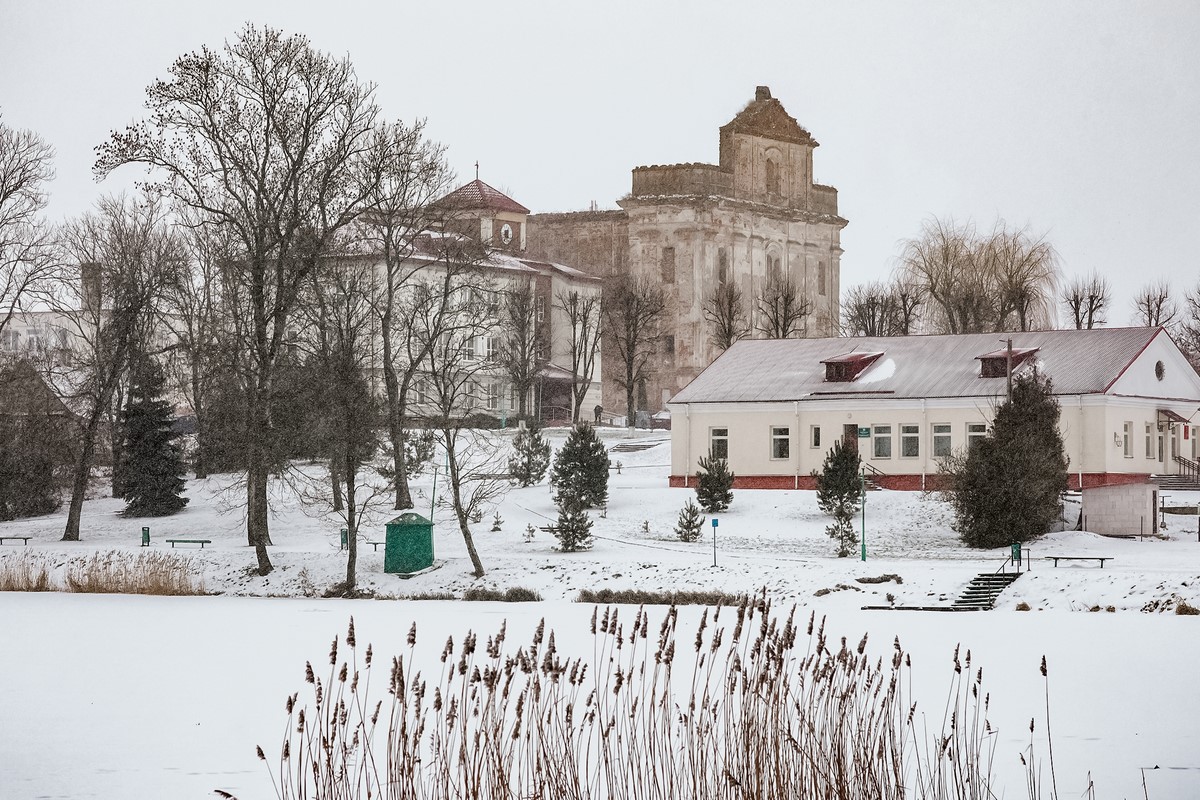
left=528, top=86, right=847, bottom=415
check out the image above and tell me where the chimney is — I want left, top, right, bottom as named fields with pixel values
left=755, top=85, right=772, bottom=101
left=80, top=262, right=101, bottom=316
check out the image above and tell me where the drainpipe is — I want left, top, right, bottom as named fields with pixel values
left=795, top=400, right=801, bottom=489
left=1077, top=395, right=1085, bottom=490
left=684, top=404, right=691, bottom=488
left=921, top=398, right=927, bottom=492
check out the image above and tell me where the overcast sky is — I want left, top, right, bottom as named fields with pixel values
left=3, top=1, right=1198, bottom=325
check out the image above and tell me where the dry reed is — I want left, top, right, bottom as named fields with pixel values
left=65, top=551, right=205, bottom=595
left=0, top=553, right=55, bottom=591
left=262, top=595, right=1071, bottom=800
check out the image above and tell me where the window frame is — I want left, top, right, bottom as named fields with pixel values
left=709, top=427, right=729, bottom=460
left=872, top=424, right=892, bottom=459
left=810, top=425, right=821, bottom=449
left=932, top=423, right=952, bottom=458
left=966, top=422, right=987, bottom=450
left=661, top=246, right=676, bottom=284
left=770, top=426, right=790, bottom=460
left=1145, top=423, right=1155, bottom=459
left=1123, top=421, right=1133, bottom=458
left=900, top=423, right=920, bottom=458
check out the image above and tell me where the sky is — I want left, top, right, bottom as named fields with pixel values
left=2, top=1, right=1198, bottom=326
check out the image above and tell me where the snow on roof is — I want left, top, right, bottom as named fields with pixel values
left=670, top=327, right=1180, bottom=404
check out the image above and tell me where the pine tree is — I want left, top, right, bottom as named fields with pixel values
left=674, top=499, right=706, bottom=542
left=553, top=490, right=594, bottom=552
left=950, top=372, right=1068, bottom=548
left=695, top=453, right=734, bottom=513
left=549, top=423, right=609, bottom=508
left=814, top=440, right=862, bottom=557
left=119, top=357, right=189, bottom=517
left=508, top=424, right=551, bottom=486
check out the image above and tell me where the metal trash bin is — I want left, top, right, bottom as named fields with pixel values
left=383, top=513, right=434, bottom=574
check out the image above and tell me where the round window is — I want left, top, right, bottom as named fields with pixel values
left=500, top=223, right=514, bottom=245
left=1155, top=360, right=1165, bottom=381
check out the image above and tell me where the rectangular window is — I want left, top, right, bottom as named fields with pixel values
left=661, top=246, right=676, bottom=284
left=1123, top=421, right=1133, bottom=458
left=717, top=247, right=728, bottom=284
left=464, top=336, right=477, bottom=360
left=967, top=422, right=987, bottom=449
left=810, top=425, right=821, bottom=449
left=901, top=424, right=920, bottom=458
left=1146, top=423, right=1155, bottom=459
left=485, top=336, right=498, bottom=361
left=510, top=385, right=520, bottom=410
left=535, top=295, right=545, bottom=323
left=818, top=261, right=827, bottom=296
left=873, top=424, right=892, bottom=459
left=932, top=424, right=952, bottom=457
left=663, top=334, right=675, bottom=355
left=486, top=382, right=500, bottom=411
left=710, top=427, right=729, bottom=460
left=770, top=426, right=790, bottom=460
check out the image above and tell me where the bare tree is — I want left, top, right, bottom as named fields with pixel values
left=842, top=279, right=922, bottom=337
left=1131, top=278, right=1178, bottom=328
left=419, top=263, right=505, bottom=579
left=702, top=281, right=749, bottom=351
left=1060, top=271, right=1109, bottom=330
left=352, top=120, right=454, bottom=510
left=555, top=289, right=602, bottom=423
left=0, top=114, right=57, bottom=344
left=95, top=25, right=387, bottom=574
left=1177, top=282, right=1200, bottom=372
left=603, top=276, right=665, bottom=426
left=755, top=274, right=811, bottom=339
left=898, top=217, right=1059, bottom=334
left=497, top=276, right=542, bottom=419
left=55, top=195, right=184, bottom=541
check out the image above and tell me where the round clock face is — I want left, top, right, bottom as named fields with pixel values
left=500, top=223, right=514, bottom=245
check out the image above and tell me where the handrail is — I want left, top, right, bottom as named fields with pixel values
left=995, top=547, right=1030, bottom=575
left=1174, top=454, right=1200, bottom=480
left=860, top=461, right=884, bottom=477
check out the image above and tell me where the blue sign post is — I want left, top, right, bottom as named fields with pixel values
left=711, top=518, right=719, bottom=568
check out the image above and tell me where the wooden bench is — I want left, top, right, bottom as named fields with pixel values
left=368, top=541, right=385, bottom=552
left=0, top=536, right=31, bottom=546
left=538, top=525, right=559, bottom=535
left=1044, top=556, right=1112, bottom=568
left=165, top=539, right=212, bottom=549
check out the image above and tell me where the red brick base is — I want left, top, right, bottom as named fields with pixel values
left=669, top=472, right=1152, bottom=491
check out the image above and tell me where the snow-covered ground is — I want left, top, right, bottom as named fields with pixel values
left=2, top=427, right=1200, bottom=798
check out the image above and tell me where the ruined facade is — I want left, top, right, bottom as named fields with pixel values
left=528, top=86, right=847, bottom=414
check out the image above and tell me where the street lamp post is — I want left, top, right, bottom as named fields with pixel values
left=860, top=467, right=867, bottom=562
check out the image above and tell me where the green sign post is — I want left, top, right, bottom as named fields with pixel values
left=711, top=518, right=718, bottom=568
left=860, top=467, right=867, bottom=562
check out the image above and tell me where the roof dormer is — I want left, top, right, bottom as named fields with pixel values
left=976, top=347, right=1039, bottom=378
left=821, top=351, right=883, bottom=382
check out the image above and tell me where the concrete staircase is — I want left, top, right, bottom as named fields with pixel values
left=952, top=572, right=1021, bottom=610
left=1150, top=474, right=1200, bottom=491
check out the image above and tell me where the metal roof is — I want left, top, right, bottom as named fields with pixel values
left=669, top=327, right=1168, bottom=404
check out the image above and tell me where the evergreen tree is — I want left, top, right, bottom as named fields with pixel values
left=119, top=357, right=189, bottom=517
left=553, top=493, right=594, bottom=552
left=0, top=362, right=74, bottom=520
left=950, top=372, right=1069, bottom=548
left=508, top=424, right=551, bottom=487
left=814, top=440, right=862, bottom=557
left=695, top=453, right=734, bottom=513
left=674, top=499, right=706, bottom=542
left=549, top=423, right=609, bottom=508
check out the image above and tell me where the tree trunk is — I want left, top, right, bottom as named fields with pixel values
left=445, top=435, right=485, bottom=577
left=343, top=456, right=357, bottom=593
left=191, top=367, right=207, bottom=479
left=331, top=456, right=344, bottom=512
left=110, top=383, right=125, bottom=497
left=62, top=412, right=102, bottom=541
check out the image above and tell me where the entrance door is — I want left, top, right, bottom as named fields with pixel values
left=843, top=423, right=859, bottom=456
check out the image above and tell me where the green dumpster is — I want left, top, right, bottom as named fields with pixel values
left=384, top=513, right=434, bottom=574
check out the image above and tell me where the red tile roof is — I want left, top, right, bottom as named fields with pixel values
left=433, top=179, right=530, bottom=214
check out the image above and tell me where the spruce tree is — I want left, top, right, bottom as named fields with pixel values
left=695, top=453, right=734, bottom=513
left=549, top=423, right=609, bottom=508
left=951, top=372, right=1068, bottom=548
left=814, top=440, right=862, bottom=557
left=674, top=499, right=706, bottom=542
left=509, top=424, right=551, bottom=486
left=553, top=497, right=594, bottom=552
left=119, top=357, right=189, bottom=517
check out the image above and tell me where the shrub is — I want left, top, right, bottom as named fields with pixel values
left=550, top=423, right=609, bottom=508
left=815, top=440, right=861, bottom=557
left=695, top=452, right=734, bottom=513
left=674, top=499, right=706, bottom=542
left=508, top=424, right=551, bottom=486
left=1176, top=599, right=1200, bottom=615
left=576, top=588, right=748, bottom=606
left=463, top=586, right=543, bottom=602
left=947, top=373, right=1068, bottom=548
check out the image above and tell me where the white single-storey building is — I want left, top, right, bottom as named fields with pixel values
left=667, top=327, right=1200, bottom=494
